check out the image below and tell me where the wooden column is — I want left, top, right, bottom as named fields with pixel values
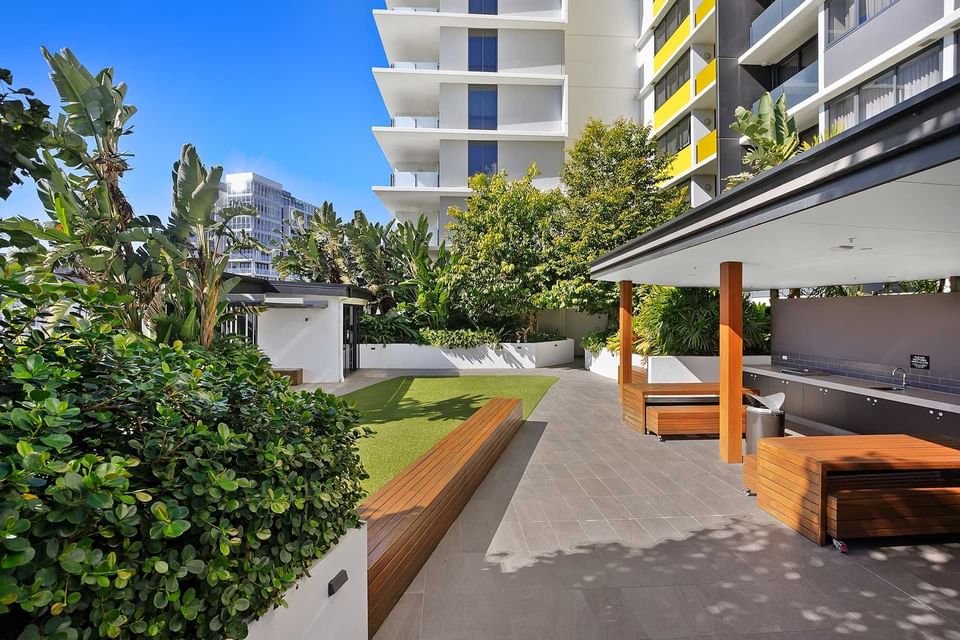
left=719, top=262, right=743, bottom=463
left=619, top=281, right=633, bottom=388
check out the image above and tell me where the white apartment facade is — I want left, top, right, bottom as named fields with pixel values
left=218, top=172, right=318, bottom=280
left=371, top=0, right=643, bottom=244
left=638, top=0, right=960, bottom=206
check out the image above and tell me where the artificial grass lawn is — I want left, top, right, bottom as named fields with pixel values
left=344, top=375, right=557, bottom=496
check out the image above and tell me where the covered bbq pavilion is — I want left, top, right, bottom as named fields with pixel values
left=591, top=75, right=960, bottom=464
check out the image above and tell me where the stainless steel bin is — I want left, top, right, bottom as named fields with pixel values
left=744, top=405, right=785, bottom=455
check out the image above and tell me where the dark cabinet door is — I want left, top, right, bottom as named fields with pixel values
left=802, top=384, right=824, bottom=423
left=904, top=405, right=960, bottom=436
left=743, top=372, right=772, bottom=397
left=846, top=395, right=916, bottom=435
left=821, top=386, right=847, bottom=427
left=771, top=378, right=802, bottom=416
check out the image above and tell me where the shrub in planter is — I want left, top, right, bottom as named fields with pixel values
left=420, top=328, right=503, bottom=349
left=581, top=329, right=614, bottom=354
left=0, top=283, right=370, bottom=639
left=359, top=311, right=424, bottom=345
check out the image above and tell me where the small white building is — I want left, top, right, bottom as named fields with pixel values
left=228, top=276, right=374, bottom=384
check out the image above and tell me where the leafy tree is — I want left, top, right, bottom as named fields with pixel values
left=542, top=118, right=685, bottom=320
left=447, top=167, right=561, bottom=334
left=725, top=92, right=799, bottom=189
left=272, top=201, right=352, bottom=283
left=15, top=48, right=168, bottom=333
left=395, top=242, right=455, bottom=329
left=0, top=69, right=49, bottom=199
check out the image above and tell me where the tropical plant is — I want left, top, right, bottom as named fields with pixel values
left=725, top=93, right=799, bottom=189
left=636, top=287, right=770, bottom=356
left=16, top=48, right=168, bottom=333
left=448, top=166, right=561, bottom=333
left=272, top=201, right=351, bottom=284
left=343, top=212, right=402, bottom=313
left=604, top=317, right=644, bottom=355
left=394, top=242, right=455, bottom=330
left=158, top=144, right=262, bottom=348
left=0, top=68, right=49, bottom=199
left=0, top=250, right=370, bottom=640
left=358, top=310, right=424, bottom=345
left=543, top=118, right=686, bottom=319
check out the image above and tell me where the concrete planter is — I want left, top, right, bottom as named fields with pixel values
left=359, top=339, right=575, bottom=369
left=584, top=349, right=646, bottom=380
left=647, top=355, right=772, bottom=383
left=246, top=524, right=367, bottom=640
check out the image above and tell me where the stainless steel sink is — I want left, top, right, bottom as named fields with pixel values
left=871, top=386, right=906, bottom=391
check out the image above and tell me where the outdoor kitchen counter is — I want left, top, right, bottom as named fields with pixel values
left=744, top=364, right=960, bottom=414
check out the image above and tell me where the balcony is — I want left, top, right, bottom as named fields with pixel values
left=392, top=116, right=440, bottom=129
left=740, top=0, right=818, bottom=66
left=695, top=58, right=716, bottom=95
left=653, top=80, right=691, bottom=130
left=391, top=61, right=440, bottom=70
left=391, top=171, right=440, bottom=188
left=752, top=62, right=818, bottom=113
left=695, top=129, right=717, bottom=162
left=653, top=15, right=691, bottom=73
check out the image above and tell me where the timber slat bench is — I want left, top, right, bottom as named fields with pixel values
left=359, top=397, right=524, bottom=637
left=623, top=382, right=753, bottom=441
left=756, top=435, right=960, bottom=549
left=273, top=368, right=303, bottom=385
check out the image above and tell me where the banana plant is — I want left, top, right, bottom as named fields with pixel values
left=273, top=201, right=352, bottom=283
left=160, top=144, right=263, bottom=348
left=395, top=241, right=454, bottom=329
left=725, top=92, right=799, bottom=189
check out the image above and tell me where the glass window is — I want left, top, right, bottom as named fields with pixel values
left=468, top=29, right=497, bottom=72
left=653, top=1, right=690, bottom=53
left=654, top=51, right=690, bottom=109
left=858, top=70, right=895, bottom=122
left=826, top=44, right=941, bottom=131
left=827, top=0, right=900, bottom=44
left=468, top=141, right=498, bottom=177
left=773, top=38, right=818, bottom=86
left=656, top=117, right=691, bottom=156
left=469, top=0, right=497, bottom=14
left=898, top=46, right=941, bottom=101
left=826, top=0, right=855, bottom=43
left=468, top=85, right=497, bottom=130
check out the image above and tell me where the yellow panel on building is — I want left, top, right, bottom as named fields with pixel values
left=668, top=144, right=694, bottom=179
left=696, top=130, right=718, bottom=162
left=653, top=0, right=670, bottom=18
left=695, top=0, right=716, bottom=25
left=653, top=17, right=691, bottom=73
left=653, top=79, right=692, bottom=130
left=695, top=59, right=717, bottom=94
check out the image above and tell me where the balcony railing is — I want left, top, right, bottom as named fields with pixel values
left=653, top=79, right=691, bottom=130
left=750, top=0, right=805, bottom=46
left=654, top=15, right=692, bottom=73
left=752, top=62, right=818, bottom=113
left=392, top=116, right=440, bottom=129
left=696, top=129, right=717, bottom=162
left=695, top=58, right=717, bottom=95
left=391, top=172, right=441, bottom=188
left=391, top=61, right=441, bottom=70
left=393, top=6, right=439, bottom=12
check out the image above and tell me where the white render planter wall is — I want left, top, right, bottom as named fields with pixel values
left=647, top=355, right=772, bottom=383
left=359, top=339, right=574, bottom=369
left=246, top=524, right=367, bottom=640
left=584, top=349, right=647, bottom=381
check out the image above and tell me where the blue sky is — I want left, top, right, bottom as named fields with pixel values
left=0, top=1, right=392, bottom=223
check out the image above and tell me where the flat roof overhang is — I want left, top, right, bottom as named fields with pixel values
left=374, top=68, right=565, bottom=116
left=591, top=76, right=960, bottom=291
left=374, top=10, right=566, bottom=63
left=372, top=127, right=567, bottom=167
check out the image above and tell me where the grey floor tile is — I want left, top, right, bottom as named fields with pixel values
left=579, top=477, right=615, bottom=498
left=520, top=521, right=561, bottom=554
left=374, top=592, right=423, bottom=640
left=592, top=495, right=632, bottom=520
left=618, top=495, right=662, bottom=519
left=564, top=495, right=604, bottom=520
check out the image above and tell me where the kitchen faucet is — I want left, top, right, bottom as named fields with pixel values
left=892, top=367, right=908, bottom=388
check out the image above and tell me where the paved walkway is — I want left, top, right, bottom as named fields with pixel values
left=362, top=367, right=960, bottom=640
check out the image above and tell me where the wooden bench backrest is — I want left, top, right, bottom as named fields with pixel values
left=359, top=397, right=524, bottom=637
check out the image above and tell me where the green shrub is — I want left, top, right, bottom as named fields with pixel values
left=581, top=329, right=614, bottom=354
left=358, top=311, right=424, bottom=345
left=420, top=328, right=503, bottom=349
left=522, top=329, right=564, bottom=344
left=0, top=280, right=370, bottom=639
left=636, top=286, right=770, bottom=356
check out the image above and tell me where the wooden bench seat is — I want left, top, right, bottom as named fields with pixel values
left=646, top=405, right=720, bottom=438
left=359, top=397, right=523, bottom=637
left=827, top=486, right=960, bottom=540
left=273, top=368, right=303, bottom=385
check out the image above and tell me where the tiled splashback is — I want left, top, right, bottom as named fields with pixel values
left=773, top=351, right=960, bottom=396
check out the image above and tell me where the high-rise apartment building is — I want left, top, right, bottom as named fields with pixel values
left=372, top=0, right=960, bottom=224
left=639, top=0, right=960, bottom=206
left=371, top=0, right=643, bottom=245
left=218, top=172, right=318, bottom=279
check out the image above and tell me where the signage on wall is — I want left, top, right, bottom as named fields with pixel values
left=910, top=354, right=931, bottom=370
